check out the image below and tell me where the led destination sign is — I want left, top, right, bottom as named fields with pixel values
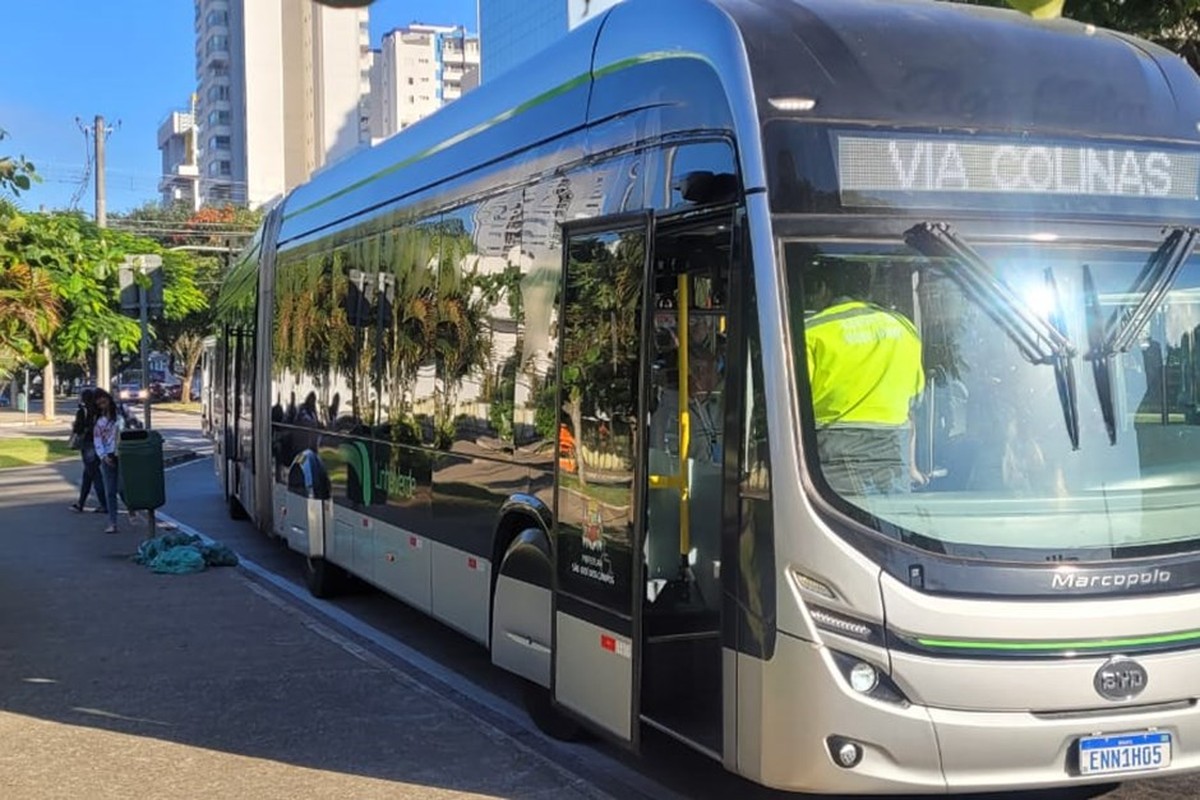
left=837, top=135, right=1200, bottom=203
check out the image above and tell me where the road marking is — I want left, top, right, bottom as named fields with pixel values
left=154, top=509, right=684, bottom=800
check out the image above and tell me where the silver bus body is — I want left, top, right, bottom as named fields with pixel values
left=212, top=0, right=1200, bottom=792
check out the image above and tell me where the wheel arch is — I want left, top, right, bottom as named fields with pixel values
left=492, top=493, right=552, bottom=579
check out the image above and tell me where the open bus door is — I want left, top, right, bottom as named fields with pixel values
left=552, top=210, right=734, bottom=756
left=221, top=323, right=253, bottom=518
left=551, top=214, right=653, bottom=746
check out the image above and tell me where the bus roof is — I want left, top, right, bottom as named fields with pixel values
left=734, top=0, right=1200, bottom=140
left=278, top=0, right=1200, bottom=243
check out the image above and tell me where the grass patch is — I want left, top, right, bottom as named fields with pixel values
left=0, top=437, right=77, bottom=469
left=156, top=402, right=202, bottom=414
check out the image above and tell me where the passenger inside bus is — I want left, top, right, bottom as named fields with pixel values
left=803, top=266, right=927, bottom=495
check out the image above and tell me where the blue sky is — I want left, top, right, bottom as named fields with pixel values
left=0, top=0, right=477, bottom=215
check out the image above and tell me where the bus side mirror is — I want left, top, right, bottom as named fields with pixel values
left=678, top=171, right=738, bottom=205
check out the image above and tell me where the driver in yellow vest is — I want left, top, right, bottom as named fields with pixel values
left=805, top=272, right=927, bottom=495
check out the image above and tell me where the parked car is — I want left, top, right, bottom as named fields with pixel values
left=116, top=369, right=182, bottom=403
left=159, top=374, right=184, bottom=401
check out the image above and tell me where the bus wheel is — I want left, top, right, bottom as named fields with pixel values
left=522, top=680, right=583, bottom=741
left=227, top=493, right=249, bottom=520
left=305, top=556, right=341, bottom=598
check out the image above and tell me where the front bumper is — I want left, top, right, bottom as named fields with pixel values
left=745, top=634, right=1199, bottom=794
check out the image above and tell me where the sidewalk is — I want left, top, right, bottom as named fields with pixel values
left=0, top=461, right=607, bottom=800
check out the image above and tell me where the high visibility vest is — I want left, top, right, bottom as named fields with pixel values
left=805, top=300, right=925, bottom=427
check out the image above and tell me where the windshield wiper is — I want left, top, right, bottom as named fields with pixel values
left=905, top=222, right=1081, bottom=449
left=1084, top=226, right=1199, bottom=445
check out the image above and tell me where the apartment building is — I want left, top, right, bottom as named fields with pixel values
left=369, top=24, right=481, bottom=141
left=157, top=109, right=200, bottom=211
left=192, top=0, right=371, bottom=208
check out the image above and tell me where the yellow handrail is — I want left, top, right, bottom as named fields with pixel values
left=647, top=276, right=694, bottom=563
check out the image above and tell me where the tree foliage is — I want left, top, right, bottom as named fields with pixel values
left=0, top=203, right=208, bottom=378
left=960, top=0, right=1200, bottom=70
left=0, top=128, right=38, bottom=198
left=114, top=202, right=263, bottom=250
left=109, top=202, right=262, bottom=391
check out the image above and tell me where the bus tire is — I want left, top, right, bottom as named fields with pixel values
left=305, top=555, right=340, bottom=598
left=227, top=492, right=249, bottom=520
left=522, top=680, right=583, bottom=742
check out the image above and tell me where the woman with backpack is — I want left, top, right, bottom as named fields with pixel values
left=69, top=388, right=108, bottom=515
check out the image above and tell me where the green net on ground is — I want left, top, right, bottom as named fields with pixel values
left=133, top=532, right=240, bottom=575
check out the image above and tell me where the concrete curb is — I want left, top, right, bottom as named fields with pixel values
left=163, top=450, right=200, bottom=468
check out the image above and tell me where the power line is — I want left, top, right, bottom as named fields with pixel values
left=67, top=121, right=94, bottom=211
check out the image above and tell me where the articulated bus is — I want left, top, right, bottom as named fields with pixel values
left=212, top=0, right=1200, bottom=792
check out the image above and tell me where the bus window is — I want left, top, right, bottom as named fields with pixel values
left=646, top=139, right=738, bottom=212
left=380, top=216, right=440, bottom=448
left=441, top=195, right=521, bottom=451
left=516, top=179, right=567, bottom=480
left=555, top=223, right=647, bottom=613
left=786, top=240, right=1200, bottom=561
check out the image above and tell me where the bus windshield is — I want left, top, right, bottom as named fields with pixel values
left=784, top=237, right=1200, bottom=563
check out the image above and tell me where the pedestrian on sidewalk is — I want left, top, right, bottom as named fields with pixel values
left=69, top=388, right=108, bottom=515
left=92, top=390, right=125, bottom=534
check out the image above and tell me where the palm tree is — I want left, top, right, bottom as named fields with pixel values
left=0, top=261, right=61, bottom=364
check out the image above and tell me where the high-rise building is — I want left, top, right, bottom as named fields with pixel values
left=193, top=0, right=371, bottom=208
left=479, top=0, right=623, bottom=82
left=157, top=108, right=200, bottom=211
left=369, top=24, right=481, bottom=142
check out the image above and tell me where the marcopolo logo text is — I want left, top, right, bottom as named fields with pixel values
left=1051, top=569, right=1172, bottom=591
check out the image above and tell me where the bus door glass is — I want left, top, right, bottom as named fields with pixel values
left=642, top=215, right=731, bottom=755
left=552, top=214, right=652, bottom=745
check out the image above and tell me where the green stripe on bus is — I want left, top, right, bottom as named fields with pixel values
left=282, top=50, right=707, bottom=223
left=916, top=629, right=1200, bottom=652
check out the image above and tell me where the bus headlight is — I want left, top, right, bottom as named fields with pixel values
left=830, top=651, right=909, bottom=706
left=848, top=661, right=879, bottom=694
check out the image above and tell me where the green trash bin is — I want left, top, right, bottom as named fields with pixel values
left=118, top=429, right=166, bottom=511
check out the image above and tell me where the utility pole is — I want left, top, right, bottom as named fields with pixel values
left=79, top=115, right=119, bottom=394
left=42, top=115, right=111, bottom=421
left=95, top=114, right=110, bottom=395
left=95, top=114, right=106, bottom=228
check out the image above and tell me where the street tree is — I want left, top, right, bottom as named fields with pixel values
left=959, top=0, right=1200, bottom=70
left=112, top=202, right=260, bottom=399
left=170, top=331, right=206, bottom=403
left=0, top=204, right=207, bottom=417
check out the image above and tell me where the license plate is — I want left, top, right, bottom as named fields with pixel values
left=1079, top=731, right=1171, bottom=776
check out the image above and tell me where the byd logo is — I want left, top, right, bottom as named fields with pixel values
left=1094, top=657, right=1148, bottom=701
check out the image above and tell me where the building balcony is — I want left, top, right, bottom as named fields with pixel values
left=203, top=49, right=229, bottom=70
left=158, top=172, right=200, bottom=196
left=157, top=112, right=196, bottom=149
